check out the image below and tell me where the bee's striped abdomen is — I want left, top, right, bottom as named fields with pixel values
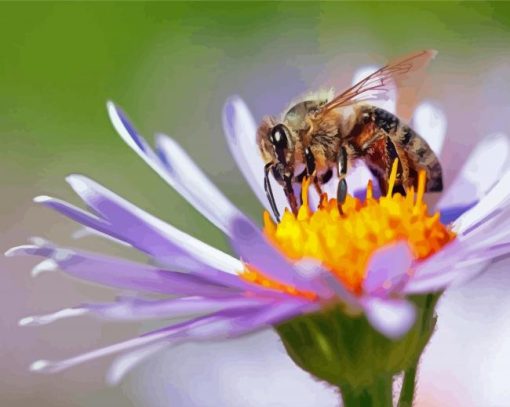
left=396, top=124, right=443, bottom=192
left=348, top=105, right=443, bottom=194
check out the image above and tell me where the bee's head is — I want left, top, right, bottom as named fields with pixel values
left=256, top=117, right=295, bottom=183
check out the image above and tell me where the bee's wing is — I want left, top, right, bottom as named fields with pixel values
left=322, top=50, right=437, bottom=120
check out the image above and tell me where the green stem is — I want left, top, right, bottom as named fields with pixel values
left=398, top=362, right=418, bottom=407
left=340, top=375, right=393, bottom=407
left=398, top=293, right=437, bottom=407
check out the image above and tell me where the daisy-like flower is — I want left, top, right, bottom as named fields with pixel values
left=7, top=85, right=510, bottom=404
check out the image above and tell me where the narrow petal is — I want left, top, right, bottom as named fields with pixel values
left=65, top=174, right=243, bottom=275
left=7, top=242, right=240, bottom=296
left=19, top=296, right=273, bottom=327
left=31, top=301, right=306, bottom=374
left=404, top=261, right=489, bottom=294
left=405, top=240, right=510, bottom=295
left=86, top=296, right=273, bottom=321
left=296, top=260, right=360, bottom=309
left=412, top=102, right=446, bottom=156
left=155, top=134, right=246, bottom=233
left=72, top=226, right=131, bottom=247
left=19, top=308, right=88, bottom=327
left=31, top=258, right=58, bottom=277
left=229, top=216, right=317, bottom=293
left=361, top=297, right=416, bottom=339
left=363, top=242, right=413, bottom=295
left=34, top=195, right=109, bottom=233
left=439, top=201, right=478, bottom=225
left=107, top=342, right=167, bottom=386
left=30, top=315, right=215, bottom=373
left=453, top=169, right=510, bottom=235
left=437, top=133, right=510, bottom=212
left=108, top=299, right=312, bottom=385
left=222, top=96, right=286, bottom=213
left=231, top=298, right=316, bottom=333
left=107, top=101, right=246, bottom=235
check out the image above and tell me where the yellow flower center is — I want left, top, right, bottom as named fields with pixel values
left=242, top=161, right=456, bottom=298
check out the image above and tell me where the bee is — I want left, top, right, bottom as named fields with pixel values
left=257, top=50, right=443, bottom=221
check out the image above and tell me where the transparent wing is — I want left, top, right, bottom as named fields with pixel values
left=322, top=50, right=437, bottom=116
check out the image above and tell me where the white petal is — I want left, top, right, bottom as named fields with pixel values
left=437, top=133, right=510, bottom=210
left=351, top=65, right=396, bottom=114
left=66, top=174, right=243, bottom=275
left=19, top=308, right=88, bottom=327
left=222, top=96, right=286, bottom=214
left=30, top=330, right=172, bottom=374
left=107, top=101, right=246, bottom=235
left=31, top=259, right=58, bottom=277
left=72, top=227, right=131, bottom=247
left=412, top=102, right=446, bottom=156
left=155, top=134, right=246, bottom=234
left=453, top=169, right=510, bottom=234
left=107, top=342, right=168, bottom=386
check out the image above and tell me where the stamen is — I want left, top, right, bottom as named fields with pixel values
left=366, top=180, right=373, bottom=200
left=387, top=158, right=399, bottom=197
left=416, top=170, right=427, bottom=207
left=246, top=168, right=455, bottom=297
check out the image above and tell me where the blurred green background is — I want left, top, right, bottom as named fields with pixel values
left=2, top=2, right=510, bottom=406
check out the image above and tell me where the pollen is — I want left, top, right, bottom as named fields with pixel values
left=242, top=160, right=456, bottom=296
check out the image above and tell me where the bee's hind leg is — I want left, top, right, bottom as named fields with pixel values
left=336, top=147, right=348, bottom=215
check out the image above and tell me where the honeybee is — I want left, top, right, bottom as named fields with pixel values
left=257, top=50, right=443, bottom=221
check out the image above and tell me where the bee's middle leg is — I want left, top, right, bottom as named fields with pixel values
left=336, top=146, right=348, bottom=215
left=302, top=147, right=326, bottom=202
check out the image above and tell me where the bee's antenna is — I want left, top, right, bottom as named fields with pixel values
left=264, top=163, right=281, bottom=222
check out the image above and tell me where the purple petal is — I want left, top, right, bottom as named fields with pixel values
left=437, top=133, right=510, bottom=212
left=31, top=299, right=307, bottom=375
left=107, top=299, right=312, bottom=385
left=30, top=314, right=219, bottom=374
left=6, top=242, right=240, bottom=297
left=453, top=169, right=510, bottom=235
left=155, top=134, right=246, bottom=234
left=222, top=96, right=287, bottom=214
left=19, top=296, right=274, bottom=326
left=34, top=195, right=109, bottom=232
left=108, top=102, right=246, bottom=235
left=439, top=201, right=478, bottom=224
left=407, top=239, right=510, bottom=295
left=301, top=262, right=360, bottom=309
left=361, top=297, right=416, bottom=339
left=64, top=175, right=243, bottom=275
left=405, top=261, right=489, bottom=294
left=363, top=242, right=413, bottom=296
left=231, top=298, right=316, bottom=333
left=229, top=216, right=317, bottom=293
left=86, top=296, right=274, bottom=321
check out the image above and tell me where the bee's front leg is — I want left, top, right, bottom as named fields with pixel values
left=283, top=173, right=299, bottom=216
left=336, top=146, right=348, bottom=215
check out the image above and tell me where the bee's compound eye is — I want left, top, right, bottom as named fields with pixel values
left=270, top=124, right=288, bottom=150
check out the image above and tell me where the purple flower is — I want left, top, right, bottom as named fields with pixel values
left=6, top=77, right=510, bottom=387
